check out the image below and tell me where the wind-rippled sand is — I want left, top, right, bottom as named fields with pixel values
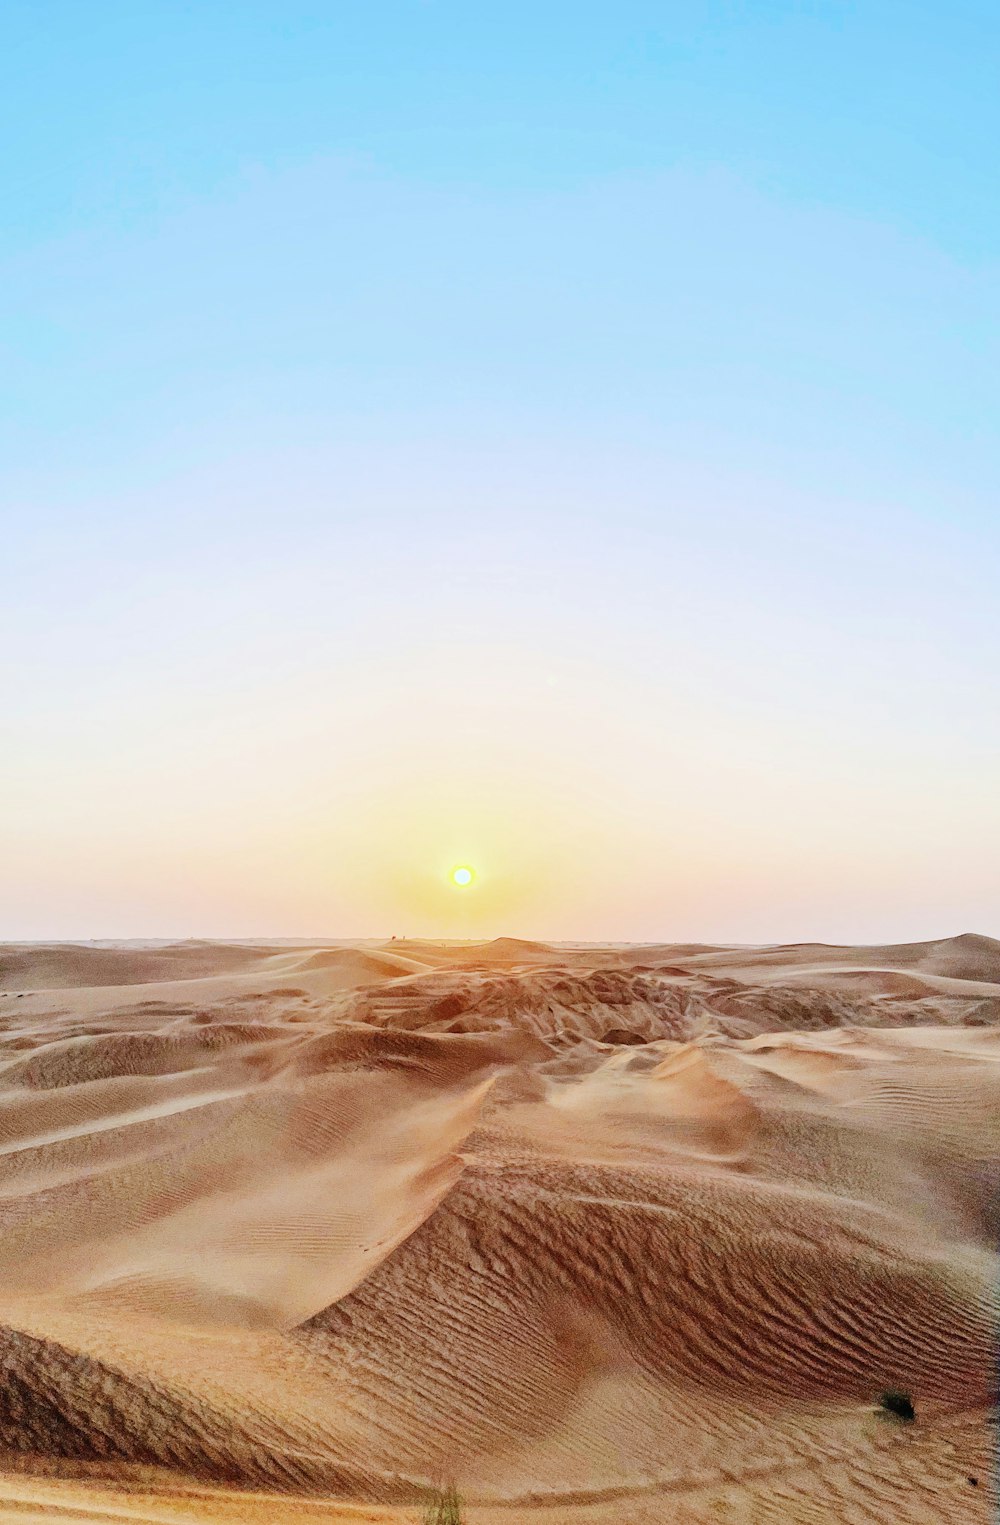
left=0, top=934, right=996, bottom=1522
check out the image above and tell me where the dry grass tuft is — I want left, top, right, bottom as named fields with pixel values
left=423, top=1483, right=463, bottom=1524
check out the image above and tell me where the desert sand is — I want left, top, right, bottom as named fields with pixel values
left=0, top=934, right=996, bottom=1522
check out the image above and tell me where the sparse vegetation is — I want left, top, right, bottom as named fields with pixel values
left=878, top=1388, right=916, bottom=1422
left=423, top=1483, right=463, bottom=1524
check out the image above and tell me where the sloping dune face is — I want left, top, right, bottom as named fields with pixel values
left=0, top=939, right=996, bottom=1522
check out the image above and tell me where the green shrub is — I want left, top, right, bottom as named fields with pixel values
left=878, top=1388, right=915, bottom=1422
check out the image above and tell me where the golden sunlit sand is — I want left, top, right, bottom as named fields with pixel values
left=0, top=934, right=996, bottom=1522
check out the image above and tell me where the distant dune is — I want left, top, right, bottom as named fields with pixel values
left=0, top=937, right=995, bottom=1521
left=0, top=940, right=277, bottom=990
left=676, top=931, right=1000, bottom=982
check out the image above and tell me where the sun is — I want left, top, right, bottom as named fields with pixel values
left=451, top=865, right=475, bottom=887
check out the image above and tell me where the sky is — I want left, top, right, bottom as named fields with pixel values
left=3, top=1, right=999, bottom=943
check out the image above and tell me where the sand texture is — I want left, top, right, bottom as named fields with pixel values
left=0, top=934, right=996, bottom=1521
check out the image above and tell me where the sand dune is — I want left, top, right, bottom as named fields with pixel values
left=0, top=941, right=280, bottom=991
left=0, top=937, right=995, bottom=1521
left=674, top=931, right=1000, bottom=986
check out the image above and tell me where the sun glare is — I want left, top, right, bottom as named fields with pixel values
left=451, top=866, right=474, bottom=887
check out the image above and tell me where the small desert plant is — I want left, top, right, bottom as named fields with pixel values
left=422, top=1483, right=463, bottom=1524
left=878, top=1388, right=915, bottom=1422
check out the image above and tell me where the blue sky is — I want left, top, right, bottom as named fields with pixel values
left=3, top=2, right=999, bottom=939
